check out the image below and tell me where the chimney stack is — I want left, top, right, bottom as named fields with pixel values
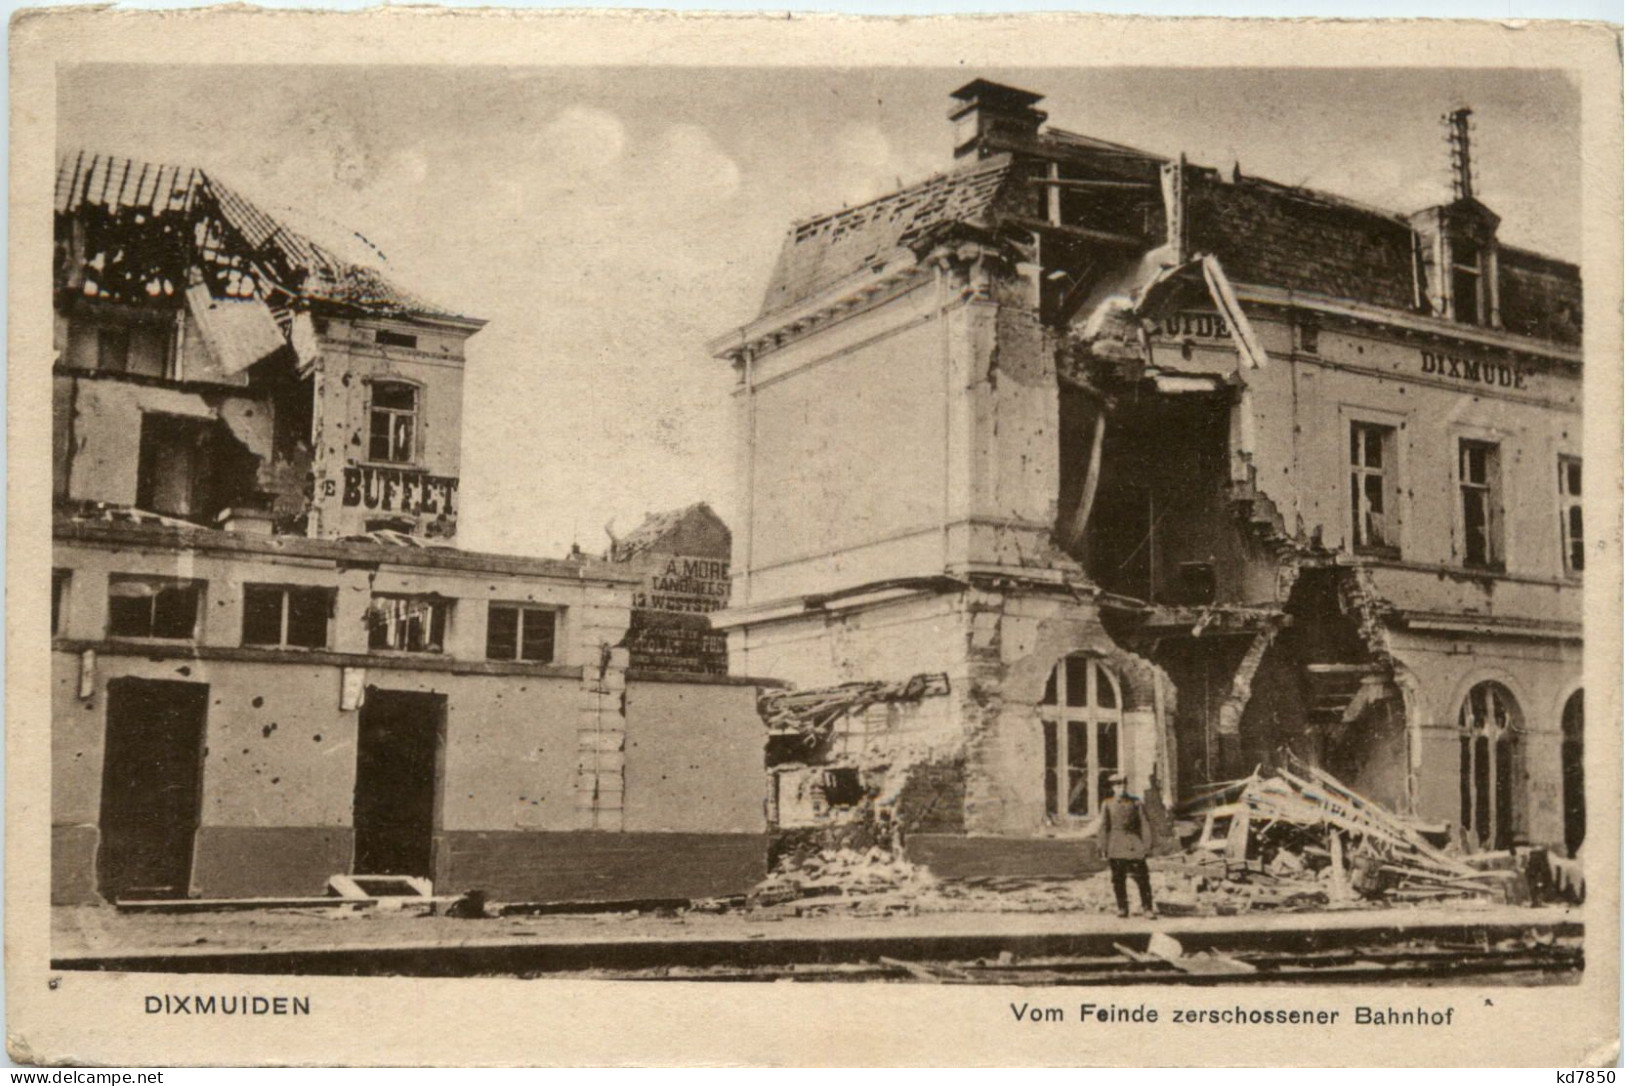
left=949, top=79, right=1047, bottom=160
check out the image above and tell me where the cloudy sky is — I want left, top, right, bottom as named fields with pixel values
left=59, top=65, right=1580, bottom=558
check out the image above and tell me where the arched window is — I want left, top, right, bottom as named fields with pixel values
left=1458, top=681, right=1523, bottom=850
left=368, top=380, right=419, bottom=464
left=1562, top=690, right=1584, bottom=858
left=1040, top=655, right=1122, bottom=820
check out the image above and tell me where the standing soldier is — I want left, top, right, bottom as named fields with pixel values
left=1098, top=770, right=1157, bottom=919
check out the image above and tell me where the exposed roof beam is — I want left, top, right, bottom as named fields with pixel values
left=1006, top=215, right=1146, bottom=249
left=1026, top=177, right=1158, bottom=191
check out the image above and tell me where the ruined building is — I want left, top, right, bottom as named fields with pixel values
left=711, top=83, right=1584, bottom=874
left=607, top=502, right=733, bottom=676
left=53, top=154, right=768, bottom=905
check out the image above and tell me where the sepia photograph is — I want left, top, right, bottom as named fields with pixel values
left=8, top=9, right=1621, bottom=1068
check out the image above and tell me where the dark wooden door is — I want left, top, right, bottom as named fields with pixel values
left=97, top=679, right=209, bottom=900
left=353, top=689, right=444, bottom=878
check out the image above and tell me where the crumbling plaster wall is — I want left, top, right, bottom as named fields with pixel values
left=953, top=281, right=1064, bottom=572
left=961, top=588, right=1171, bottom=835
left=739, top=585, right=1174, bottom=838
left=52, top=375, right=274, bottom=510
left=308, top=326, right=467, bottom=539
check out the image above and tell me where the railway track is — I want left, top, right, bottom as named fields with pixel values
left=581, top=940, right=1583, bottom=985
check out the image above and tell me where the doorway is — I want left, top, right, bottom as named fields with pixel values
left=353, top=689, right=445, bottom=878
left=97, top=678, right=210, bottom=900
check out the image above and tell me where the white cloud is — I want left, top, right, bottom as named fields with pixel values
left=537, top=105, right=628, bottom=176
left=650, top=123, right=741, bottom=199
left=800, top=123, right=942, bottom=213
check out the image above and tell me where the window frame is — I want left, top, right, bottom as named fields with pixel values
left=1558, top=455, right=1583, bottom=578
left=366, top=378, right=422, bottom=466
left=1458, top=680, right=1523, bottom=850
left=1348, top=420, right=1400, bottom=556
left=240, top=583, right=334, bottom=650
left=1450, top=239, right=1485, bottom=326
left=367, top=592, right=451, bottom=654
left=106, top=575, right=205, bottom=641
left=1039, top=655, right=1124, bottom=823
left=1457, top=436, right=1504, bottom=571
left=484, top=602, right=560, bottom=664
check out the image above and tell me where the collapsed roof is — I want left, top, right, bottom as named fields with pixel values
left=55, top=152, right=476, bottom=325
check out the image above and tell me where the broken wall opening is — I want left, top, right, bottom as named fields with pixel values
left=135, top=412, right=262, bottom=524
left=1153, top=634, right=1254, bottom=796
left=255, top=365, right=317, bottom=532
left=1320, top=691, right=1408, bottom=815
left=1078, top=391, right=1233, bottom=602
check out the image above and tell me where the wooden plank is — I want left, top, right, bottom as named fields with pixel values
left=1026, top=177, right=1158, bottom=191
left=879, top=956, right=946, bottom=983
left=116, top=896, right=380, bottom=914
left=1113, top=942, right=1161, bottom=964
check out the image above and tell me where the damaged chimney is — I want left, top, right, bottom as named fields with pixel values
left=949, top=79, right=1047, bottom=159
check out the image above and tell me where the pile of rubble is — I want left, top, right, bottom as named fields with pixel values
left=1174, top=757, right=1574, bottom=908
left=747, top=847, right=938, bottom=916
left=736, top=759, right=1576, bottom=920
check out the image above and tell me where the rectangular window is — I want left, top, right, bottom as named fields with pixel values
left=368, top=382, right=418, bottom=463
left=1459, top=439, right=1502, bottom=569
left=486, top=604, right=557, bottom=662
left=1298, top=319, right=1320, bottom=355
left=1349, top=422, right=1398, bottom=553
left=375, top=329, right=419, bottom=349
left=1452, top=240, right=1483, bottom=325
left=52, top=570, right=71, bottom=636
left=242, top=584, right=332, bottom=649
left=368, top=594, right=449, bottom=653
left=1560, top=456, right=1583, bottom=576
left=107, top=576, right=203, bottom=640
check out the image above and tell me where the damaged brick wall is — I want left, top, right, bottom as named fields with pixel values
left=961, top=587, right=1174, bottom=834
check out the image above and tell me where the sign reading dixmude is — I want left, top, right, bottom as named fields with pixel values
left=1419, top=349, right=1531, bottom=391
left=341, top=465, right=460, bottom=515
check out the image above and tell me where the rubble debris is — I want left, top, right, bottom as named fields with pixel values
left=1177, top=757, right=1552, bottom=907
left=498, top=896, right=695, bottom=918
left=760, top=673, right=951, bottom=753
left=736, top=757, right=1569, bottom=921
left=1143, top=931, right=1257, bottom=975
left=444, top=890, right=491, bottom=919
